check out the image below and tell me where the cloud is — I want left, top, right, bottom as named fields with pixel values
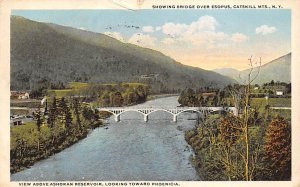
left=161, top=15, right=218, bottom=37
left=162, top=22, right=189, bottom=36
left=189, top=15, right=218, bottom=32
left=256, top=25, right=277, bottom=35
left=104, top=32, right=125, bottom=42
left=231, top=33, right=249, bottom=42
left=128, top=33, right=157, bottom=47
left=156, top=26, right=161, bottom=31
left=142, top=26, right=154, bottom=33
left=79, top=27, right=87, bottom=30
left=158, top=15, right=231, bottom=49
left=161, top=38, right=176, bottom=45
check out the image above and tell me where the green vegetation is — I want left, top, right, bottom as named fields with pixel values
left=251, top=98, right=291, bottom=107
left=47, top=82, right=148, bottom=100
left=47, top=89, right=73, bottom=98
left=68, top=82, right=89, bottom=89
left=11, top=16, right=234, bottom=97
left=97, top=83, right=149, bottom=107
left=262, top=116, right=291, bottom=180
left=181, top=62, right=291, bottom=181
left=10, top=82, right=149, bottom=173
left=178, top=88, right=225, bottom=107
left=185, top=111, right=291, bottom=181
left=10, top=97, right=102, bottom=173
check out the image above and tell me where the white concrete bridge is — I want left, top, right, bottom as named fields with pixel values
left=96, top=107, right=238, bottom=122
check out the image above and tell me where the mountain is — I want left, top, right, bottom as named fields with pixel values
left=213, top=68, right=239, bottom=77
left=11, top=16, right=235, bottom=93
left=215, top=53, right=291, bottom=85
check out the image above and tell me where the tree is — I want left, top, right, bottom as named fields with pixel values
left=212, top=95, right=218, bottom=106
left=127, top=91, right=138, bottom=105
left=34, top=108, right=43, bottom=151
left=35, top=109, right=42, bottom=132
left=82, top=106, right=94, bottom=121
left=262, top=116, right=291, bottom=180
left=217, top=115, right=244, bottom=180
left=197, top=95, right=204, bottom=106
left=110, top=91, right=124, bottom=107
left=178, top=88, right=198, bottom=106
left=226, top=56, right=262, bottom=181
left=58, top=97, right=72, bottom=132
left=100, top=92, right=110, bottom=107
left=48, top=97, right=57, bottom=128
left=73, top=98, right=82, bottom=130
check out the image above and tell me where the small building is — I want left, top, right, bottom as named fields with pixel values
left=276, top=90, right=284, bottom=96
left=10, top=91, right=30, bottom=99
left=140, top=74, right=159, bottom=79
left=264, top=85, right=287, bottom=96
left=10, top=119, right=24, bottom=126
left=202, top=92, right=217, bottom=97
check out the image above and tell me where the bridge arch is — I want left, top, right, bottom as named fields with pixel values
left=96, top=107, right=238, bottom=122
left=146, top=109, right=175, bottom=122
left=146, top=109, right=174, bottom=117
left=118, top=109, right=145, bottom=117
left=176, top=109, right=203, bottom=116
left=97, top=109, right=116, bottom=116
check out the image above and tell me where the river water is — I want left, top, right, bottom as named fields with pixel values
left=11, top=96, right=200, bottom=181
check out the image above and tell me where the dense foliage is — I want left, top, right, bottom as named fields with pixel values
left=185, top=113, right=291, bottom=181
left=178, top=88, right=226, bottom=107
left=261, top=116, right=291, bottom=180
left=182, top=77, right=291, bottom=180
left=11, top=16, right=234, bottom=96
left=10, top=97, right=102, bottom=173
left=95, top=84, right=149, bottom=107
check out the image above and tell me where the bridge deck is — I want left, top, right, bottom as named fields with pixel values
left=96, top=106, right=237, bottom=122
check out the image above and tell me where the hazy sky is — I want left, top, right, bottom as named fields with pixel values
left=12, top=9, right=291, bottom=70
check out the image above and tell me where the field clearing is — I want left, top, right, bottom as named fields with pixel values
left=250, top=98, right=291, bottom=120
left=10, top=122, right=47, bottom=150
left=223, top=97, right=291, bottom=120
left=68, top=82, right=89, bottom=89
left=47, top=89, right=74, bottom=97
left=48, top=82, right=147, bottom=98
left=251, top=98, right=291, bottom=108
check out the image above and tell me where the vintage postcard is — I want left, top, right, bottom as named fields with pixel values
left=0, top=0, right=299, bottom=187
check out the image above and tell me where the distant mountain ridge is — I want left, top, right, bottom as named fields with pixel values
left=213, top=68, right=240, bottom=77
left=11, top=16, right=236, bottom=93
left=213, top=53, right=291, bottom=84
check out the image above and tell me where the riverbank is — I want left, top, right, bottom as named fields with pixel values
left=10, top=98, right=103, bottom=174
left=11, top=96, right=199, bottom=181
left=147, top=93, right=179, bottom=101
left=10, top=120, right=103, bottom=174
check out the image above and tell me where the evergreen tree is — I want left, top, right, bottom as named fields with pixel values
left=35, top=109, right=42, bottom=132
left=58, top=97, right=72, bottom=131
left=73, top=98, right=82, bottom=130
left=82, top=106, right=94, bottom=121
left=48, top=97, right=57, bottom=128
left=34, top=108, right=43, bottom=151
left=262, top=116, right=291, bottom=180
left=65, top=104, right=73, bottom=130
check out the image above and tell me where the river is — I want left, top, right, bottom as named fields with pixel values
left=11, top=96, right=200, bottom=181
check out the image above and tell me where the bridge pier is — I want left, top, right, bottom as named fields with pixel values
left=115, top=115, right=120, bottom=122
left=97, top=107, right=238, bottom=122
left=173, top=115, right=177, bottom=122
left=232, top=108, right=238, bottom=116
left=144, top=115, right=148, bottom=122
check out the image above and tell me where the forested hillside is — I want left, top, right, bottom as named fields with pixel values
left=214, top=53, right=291, bottom=84
left=11, top=16, right=235, bottom=94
